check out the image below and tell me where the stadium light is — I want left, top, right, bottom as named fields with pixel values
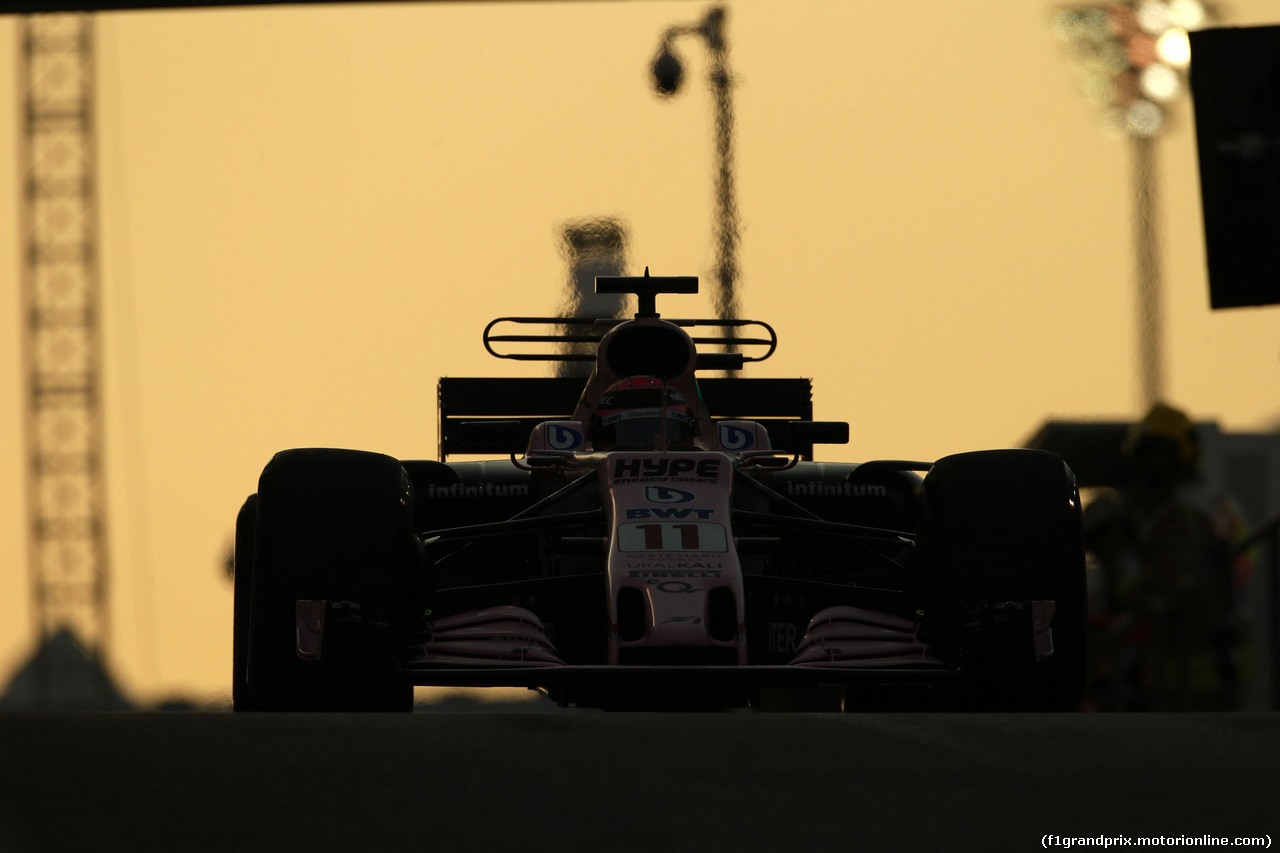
left=1051, top=0, right=1214, bottom=409
left=1052, top=1, right=1211, bottom=137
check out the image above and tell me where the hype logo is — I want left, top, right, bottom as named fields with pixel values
left=644, top=485, right=695, bottom=504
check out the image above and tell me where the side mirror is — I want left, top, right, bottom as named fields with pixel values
left=456, top=419, right=526, bottom=448
left=784, top=421, right=849, bottom=446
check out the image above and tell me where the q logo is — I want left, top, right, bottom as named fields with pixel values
left=719, top=424, right=756, bottom=452
left=644, top=485, right=695, bottom=504
left=547, top=424, right=583, bottom=451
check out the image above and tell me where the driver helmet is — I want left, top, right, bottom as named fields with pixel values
left=591, top=376, right=694, bottom=450
left=1123, top=402, right=1200, bottom=484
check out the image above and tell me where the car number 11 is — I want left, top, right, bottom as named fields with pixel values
left=617, top=522, right=728, bottom=552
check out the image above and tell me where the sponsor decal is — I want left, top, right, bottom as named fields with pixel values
left=644, top=485, right=695, bottom=504
left=625, top=507, right=714, bottom=520
left=546, top=424, right=583, bottom=451
left=719, top=424, right=755, bottom=452
left=617, top=522, right=728, bottom=552
left=769, top=622, right=800, bottom=654
left=426, top=483, right=531, bottom=499
left=602, top=408, right=690, bottom=426
left=612, top=457, right=721, bottom=483
left=652, top=580, right=701, bottom=594
left=626, top=552, right=721, bottom=561
left=784, top=481, right=888, bottom=498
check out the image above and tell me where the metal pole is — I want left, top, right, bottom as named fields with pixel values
left=704, top=8, right=741, bottom=343
left=1131, top=133, right=1164, bottom=409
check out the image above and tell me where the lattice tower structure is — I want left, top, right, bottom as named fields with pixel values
left=555, top=217, right=629, bottom=378
left=18, top=13, right=111, bottom=684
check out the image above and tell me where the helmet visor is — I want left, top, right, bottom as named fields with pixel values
left=599, top=408, right=693, bottom=449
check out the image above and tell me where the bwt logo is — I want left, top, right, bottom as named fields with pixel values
left=644, top=485, right=695, bottom=504
left=546, top=424, right=583, bottom=451
left=719, top=424, right=755, bottom=452
left=626, top=507, right=714, bottom=519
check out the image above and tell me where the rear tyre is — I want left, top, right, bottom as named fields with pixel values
left=242, top=448, right=421, bottom=712
left=915, top=449, right=1086, bottom=711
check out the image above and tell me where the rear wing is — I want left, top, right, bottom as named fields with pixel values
left=483, top=316, right=777, bottom=373
left=438, top=377, right=815, bottom=461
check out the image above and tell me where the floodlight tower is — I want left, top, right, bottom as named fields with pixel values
left=1052, top=0, right=1213, bottom=410
left=17, top=13, right=112, bottom=703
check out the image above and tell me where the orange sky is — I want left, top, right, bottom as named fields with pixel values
left=2, top=0, right=1279, bottom=704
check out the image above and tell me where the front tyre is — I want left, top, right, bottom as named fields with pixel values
left=241, top=448, right=421, bottom=712
left=916, top=449, right=1086, bottom=711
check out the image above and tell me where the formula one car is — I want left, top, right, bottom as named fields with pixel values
left=232, top=274, right=1086, bottom=712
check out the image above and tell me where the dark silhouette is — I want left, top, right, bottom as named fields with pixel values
left=1083, top=403, right=1245, bottom=710
left=554, top=217, right=629, bottom=378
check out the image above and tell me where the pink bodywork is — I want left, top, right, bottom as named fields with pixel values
left=412, top=606, right=565, bottom=667
left=601, top=451, right=746, bottom=664
left=790, top=606, right=936, bottom=667
left=397, top=448, right=752, bottom=670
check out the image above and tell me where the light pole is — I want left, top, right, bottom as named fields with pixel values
left=1053, top=1, right=1212, bottom=411
left=651, top=6, right=741, bottom=348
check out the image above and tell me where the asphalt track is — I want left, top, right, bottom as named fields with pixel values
left=1, top=710, right=1276, bottom=852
